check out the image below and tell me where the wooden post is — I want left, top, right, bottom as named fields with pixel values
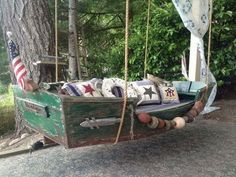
left=189, top=34, right=201, bottom=81
left=189, top=0, right=201, bottom=81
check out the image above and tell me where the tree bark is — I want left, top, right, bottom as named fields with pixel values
left=0, top=0, right=54, bottom=83
left=69, top=0, right=81, bottom=80
left=0, top=0, right=54, bottom=136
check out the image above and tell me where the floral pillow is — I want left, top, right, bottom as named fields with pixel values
left=132, top=80, right=161, bottom=106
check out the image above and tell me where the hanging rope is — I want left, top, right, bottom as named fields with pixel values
left=114, top=0, right=130, bottom=144
left=206, top=0, right=213, bottom=84
left=144, top=0, right=151, bottom=79
left=55, top=0, right=59, bottom=82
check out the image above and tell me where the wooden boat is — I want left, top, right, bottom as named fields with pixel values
left=12, top=80, right=214, bottom=148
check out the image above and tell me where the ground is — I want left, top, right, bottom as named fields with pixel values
left=203, top=87, right=236, bottom=123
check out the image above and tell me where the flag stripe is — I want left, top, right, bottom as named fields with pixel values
left=16, top=69, right=27, bottom=83
left=15, top=64, right=26, bottom=76
left=12, top=56, right=21, bottom=67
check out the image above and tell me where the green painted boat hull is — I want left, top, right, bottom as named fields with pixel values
left=12, top=81, right=213, bottom=148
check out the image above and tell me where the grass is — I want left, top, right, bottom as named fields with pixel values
left=0, top=85, right=15, bottom=136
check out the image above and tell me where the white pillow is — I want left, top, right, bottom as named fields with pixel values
left=132, top=80, right=161, bottom=106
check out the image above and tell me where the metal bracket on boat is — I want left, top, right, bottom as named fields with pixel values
left=80, top=117, right=121, bottom=129
left=18, top=97, right=50, bottom=118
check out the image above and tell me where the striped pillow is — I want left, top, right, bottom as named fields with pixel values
left=62, top=80, right=102, bottom=97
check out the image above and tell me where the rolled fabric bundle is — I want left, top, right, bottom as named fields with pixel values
left=157, top=118, right=166, bottom=129
left=170, top=120, right=176, bottom=128
left=173, top=117, right=185, bottom=129
left=193, top=101, right=204, bottom=114
left=182, top=116, right=189, bottom=122
left=186, top=115, right=195, bottom=123
left=185, top=110, right=195, bottom=121
left=137, top=112, right=152, bottom=124
left=164, top=120, right=171, bottom=130
left=147, top=116, right=159, bottom=129
left=188, top=108, right=198, bottom=118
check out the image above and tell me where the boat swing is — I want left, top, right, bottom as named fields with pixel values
left=11, top=0, right=215, bottom=148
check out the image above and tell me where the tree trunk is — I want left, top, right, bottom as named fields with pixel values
left=0, top=0, right=54, bottom=136
left=0, top=0, right=54, bottom=83
left=69, top=0, right=81, bottom=80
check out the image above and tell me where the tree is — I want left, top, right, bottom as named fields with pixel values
left=0, top=0, right=54, bottom=135
left=68, top=0, right=81, bottom=80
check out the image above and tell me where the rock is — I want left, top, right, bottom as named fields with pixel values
left=0, top=142, right=7, bottom=150
left=20, top=133, right=29, bottom=139
left=8, top=138, right=21, bottom=146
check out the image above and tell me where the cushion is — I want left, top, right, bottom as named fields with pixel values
left=147, top=73, right=171, bottom=86
left=132, top=80, right=161, bottom=106
left=102, top=78, right=137, bottom=98
left=172, top=81, right=191, bottom=93
left=62, top=80, right=102, bottom=97
left=61, top=82, right=82, bottom=96
left=90, top=78, right=103, bottom=93
left=158, top=85, right=180, bottom=104
left=112, top=86, right=124, bottom=97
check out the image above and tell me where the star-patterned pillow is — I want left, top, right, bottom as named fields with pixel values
left=158, top=86, right=180, bottom=104
left=132, top=80, right=161, bottom=106
left=62, top=80, right=102, bottom=97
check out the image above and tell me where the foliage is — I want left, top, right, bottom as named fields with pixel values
left=49, top=0, right=235, bottom=84
left=0, top=30, right=11, bottom=87
left=82, top=1, right=189, bottom=80
left=0, top=86, right=15, bottom=135
left=0, top=82, right=7, bottom=94
left=209, top=0, right=236, bottom=86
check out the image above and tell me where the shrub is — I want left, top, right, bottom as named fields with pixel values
left=0, top=82, right=6, bottom=94
left=0, top=85, right=15, bottom=135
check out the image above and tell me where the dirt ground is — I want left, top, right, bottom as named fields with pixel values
left=0, top=85, right=235, bottom=155
left=203, top=85, right=236, bottom=123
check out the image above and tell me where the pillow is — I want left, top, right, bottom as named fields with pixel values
left=102, top=78, right=137, bottom=98
left=62, top=80, right=102, bottom=97
left=112, top=86, right=124, bottom=97
left=90, top=78, right=103, bottom=93
left=158, top=85, right=180, bottom=104
left=147, top=73, right=171, bottom=86
left=132, top=80, right=161, bottom=106
left=61, top=82, right=82, bottom=96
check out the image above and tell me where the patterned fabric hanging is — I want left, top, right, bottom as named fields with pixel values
left=172, top=0, right=217, bottom=112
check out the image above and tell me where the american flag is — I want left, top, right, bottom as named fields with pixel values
left=8, top=40, right=27, bottom=89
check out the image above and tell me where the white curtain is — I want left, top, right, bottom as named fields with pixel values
left=172, top=0, right=218, bottom=113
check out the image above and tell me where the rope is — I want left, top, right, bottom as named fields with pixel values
left=114, top=0, right=129, bottom=144
left=206, top=0, right=213, bottom=84
left=55, top=0, right=59, bottom=82
left=144, top=0, right=151, bottom=79
left=129, top=105, right=134, bottom=140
